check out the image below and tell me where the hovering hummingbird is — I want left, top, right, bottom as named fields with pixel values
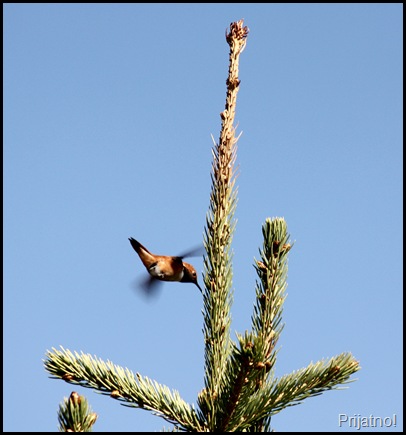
left=129, top=237, right=203, bottom=295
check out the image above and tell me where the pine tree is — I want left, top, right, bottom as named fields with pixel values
left=44, top=20, right=360, bottom=432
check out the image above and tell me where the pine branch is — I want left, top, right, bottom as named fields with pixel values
left=251, top=218, right=292, bottom=392
left=200, top=20, right=249, bottom=430
left=243, top=218, right=291, bottom=431
left=57, top=391, right=98, bottom=432
left=212, top=218, right=290, bottom=431
left=215, top=332, right=272, bottom=431
left=252, top=217, right=291, bottom=351
left=44, top=347, right=205, bottom=431
left=227, top=352, right=360, bottom=431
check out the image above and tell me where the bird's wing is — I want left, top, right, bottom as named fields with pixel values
left=178, top=245, right=205, bottom=259
left=138, top=275, right=162, bottom=298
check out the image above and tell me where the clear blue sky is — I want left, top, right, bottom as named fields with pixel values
left=4, top=3, right=403, bottom=432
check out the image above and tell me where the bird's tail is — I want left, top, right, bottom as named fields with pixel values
left=128, top=237, right=150, bottom=254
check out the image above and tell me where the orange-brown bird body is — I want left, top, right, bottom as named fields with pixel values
left=129, top=237, right=202, bottom=293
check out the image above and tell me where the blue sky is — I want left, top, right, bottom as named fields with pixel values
left=3, top=3, right=403, bottom=432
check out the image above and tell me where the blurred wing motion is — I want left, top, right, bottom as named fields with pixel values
left=177, top=245, right=205, bottom=259
left=131, top=274, right=163, bottom=299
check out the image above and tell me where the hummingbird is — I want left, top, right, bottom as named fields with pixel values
left=128, top=237, right=203, bottom=295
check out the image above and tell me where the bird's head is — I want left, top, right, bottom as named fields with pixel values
left=181, top=262, right=203, bottom=293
